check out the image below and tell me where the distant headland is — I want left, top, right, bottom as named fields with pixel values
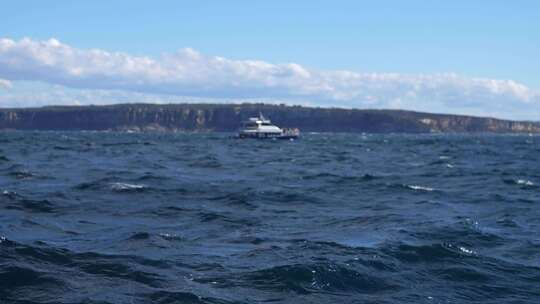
left=0, top=103, right=538, bottom=133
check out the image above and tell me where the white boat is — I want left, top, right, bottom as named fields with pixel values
left=237, top=113, right=300, bottom=139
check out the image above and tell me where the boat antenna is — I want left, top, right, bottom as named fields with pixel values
left=259, top=111, right=265, bottom=120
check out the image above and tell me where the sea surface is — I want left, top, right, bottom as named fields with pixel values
left=1, top=132, right=539, bottom=304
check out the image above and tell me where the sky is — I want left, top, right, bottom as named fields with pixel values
left=0, top=0, right=539, bottom=120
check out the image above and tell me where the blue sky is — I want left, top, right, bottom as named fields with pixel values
left=0, top=1, right=539, bottom=119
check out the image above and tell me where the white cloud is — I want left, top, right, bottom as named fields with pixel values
left=0, top=78, right=12, bottom=89
left=0, top=37, right=538, bottom=119
left=0, top=81, right=307, bottom=109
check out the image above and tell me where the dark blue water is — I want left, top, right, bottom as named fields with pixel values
left=1, top=132, right=539, bottom=303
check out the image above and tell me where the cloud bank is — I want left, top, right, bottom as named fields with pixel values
left=0, top=38, right=538, bottom=119
left=0, top=78, right=12, bottom=89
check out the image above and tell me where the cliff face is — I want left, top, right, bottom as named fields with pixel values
left=0, top=103, right=538, bottom=133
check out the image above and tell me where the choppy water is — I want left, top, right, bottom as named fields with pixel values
left=1, top=132, right=540, bottom=303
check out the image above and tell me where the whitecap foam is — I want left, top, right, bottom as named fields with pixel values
left=407, top=185, right=434, bottom=192
left=159, top=233, right=182, bottom=241
left=2, top=190, right=18, bottom=198
left=516, top=179, right=534, bottom=186
left=110, top=182, right=147, bottom=191
left=458, top=246, right=475, bottom=255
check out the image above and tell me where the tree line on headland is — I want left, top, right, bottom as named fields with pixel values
left=0, top=103, right=538, bottom=133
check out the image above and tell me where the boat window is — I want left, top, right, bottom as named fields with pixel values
left=261, top=123, right=273, bottom=126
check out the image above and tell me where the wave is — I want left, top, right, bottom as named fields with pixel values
left=8, top=170, right=39, bottom=180
left=1, top=239, right=168, bottom=289
left=259, top=190, right=324, bottom=205
left=127, top=232, right=184, bottom=242
left=110, top=182, right=148, bottom=192
left=53, top=145, right=75, bottom=151
left=188, top=156, right=222, bottom=168
left=1, top=191, right=56, bottom=213
left=143, top=290, right=235, bottom=304
left=78, top=261, right=163, bottom=287
left=197, top=263, right=397, bottom=295
left=147, top=205, right=194, bottom=218
left=128, top=232, right=151, bottom=240
left=516, top=179, right=534, bottom=186
left=405, top=222, right=506, bottom=250
left=386, top=183, right=437, bottom=192
left=136, top=173, right=170, bottom=181
left=74, top=179, right=151, bottom=193
left=7, top=198, right=56, bottom=213
left=406, top=184, right=435, bottom=192
left=383, top=243, right=479, bottom=264
left=503, top=178, right=537, bottom=188
left=197, top=211, right=255, bottom=226
left=102, top=141, right=154, bottom=147
left=207, top=192, right=257, bottom=210
left=3, top=132, right=540, bottom=303
left=73, top=177, right=116, bottom=190
left=2, top=189, right=22, bottom=200
left=0, top=266, right=66, bottom=296
left=302, top=173, right=378, bottom=183
left=158, top=233, right=184, bottom=241
left=435, top=266, right=490, bottom=283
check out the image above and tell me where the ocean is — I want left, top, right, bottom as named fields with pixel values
left=1, top=131, right=539, bottom=303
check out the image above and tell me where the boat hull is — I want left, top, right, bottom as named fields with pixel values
left=236, top=132, right=299, bottom=139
